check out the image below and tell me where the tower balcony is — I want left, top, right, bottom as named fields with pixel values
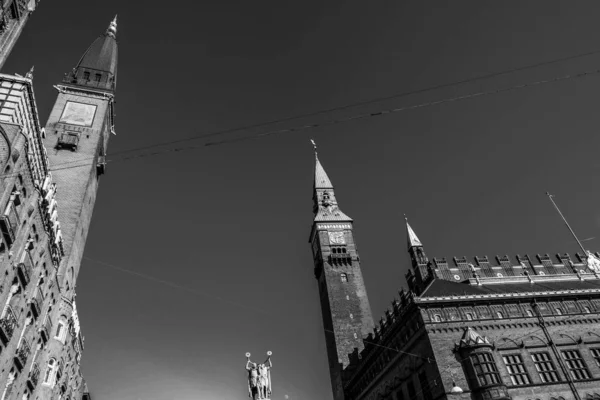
left=14, top=339, right=31, bottom=371
left=328, top=253, right=352, bottom=266
left=39, top=315, right=52, bottom=343
left=0, top=205, right=19, bottom=247
left=0, top=307, right=17, bottom=345
left=17, top=252, right=34, bottom=287
left=28, top=288, right=44, bottom=319
left=27, top=363, right=40, bottom=390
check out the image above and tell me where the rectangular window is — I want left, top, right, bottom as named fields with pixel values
left=471, top=352, right=501, bottom=386
left=591, top=349, right=600, bottom=367
left=562, top=350, right=591, bottom=381
left=502, top=354, right=531, bottom=385
left=531, top=352, right=559, bottom=383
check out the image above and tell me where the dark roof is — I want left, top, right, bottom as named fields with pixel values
left=419, top=278, right=600, bottom=298
left=77, top=33, right=118, bottom=77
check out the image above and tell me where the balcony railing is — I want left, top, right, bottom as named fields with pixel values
left=27, top=363, right=40, bottom=390
left=39, top=315, right=52, bottom=343
left=14, top=339, right=31, bottom=371
left=0, top=307, right=17, bottom=345
left=29, top=288, right=44, bottom=318
left=328, top=253, right=352, bottom=265
left=0, top=205, right=19, bottom=247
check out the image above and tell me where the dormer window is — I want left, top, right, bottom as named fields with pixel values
left=94, top=73, right=102, bottom=82
left=83, top=71, right=90, bottom=81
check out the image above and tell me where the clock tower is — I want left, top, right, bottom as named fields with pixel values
left=309, top=152, right=374, bottom=400
left=42, top=17, right=118, bottom=286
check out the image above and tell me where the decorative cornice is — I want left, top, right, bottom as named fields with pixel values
left=417, top=287, right=600, bottom=303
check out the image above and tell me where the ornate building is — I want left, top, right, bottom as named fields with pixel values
left=310, top=154, right=600, bottom=400
left=0, top=17, right=118, bottom=399
left=0, top=0, right=41, bottom=70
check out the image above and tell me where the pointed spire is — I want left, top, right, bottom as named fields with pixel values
left=312, top=140, right=333, bottom=189
left=458, top=327, right=491, bottom=348
left=25, top=66, right=34, bottom=80
left=405, top=216, right=423, bottom=249
left=107, top=15, right=118, bottom=38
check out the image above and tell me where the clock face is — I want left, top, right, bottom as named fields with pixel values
left=60, top=101, right=97, bottom=126
left=328, top=231, right=345, bottom=245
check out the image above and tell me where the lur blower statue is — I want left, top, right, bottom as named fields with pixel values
left=245, top=351, right=272, bottom=399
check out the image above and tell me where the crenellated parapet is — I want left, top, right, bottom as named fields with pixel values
left=415, top=251, right=600, bottom=292
left=343, top=289, right=424, bottom=397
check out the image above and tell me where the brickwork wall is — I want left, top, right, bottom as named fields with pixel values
left=313, top=225, right=375, bottom=400
left=425, top=299, right=600, bottom=400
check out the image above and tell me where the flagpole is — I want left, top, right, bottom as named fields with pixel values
left=546, top=192, right=587, bottom=254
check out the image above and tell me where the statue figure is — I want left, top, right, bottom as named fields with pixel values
left=246, top=351, right=272, bottom=399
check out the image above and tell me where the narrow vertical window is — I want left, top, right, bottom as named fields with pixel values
left=531, top=352, right=559, bottom=383
left=502, top=354, right=531, bottom=385
left=55, top=320, right=65, bottom=341
left=471, top=353, right=501, bottom=386
left=591, top=348, right=600, bottom=367
left=561, top=350, right=591, bottom=381
left=43, top=358, right=56, bottom=385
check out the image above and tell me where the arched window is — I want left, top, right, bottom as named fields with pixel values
left=584, top=306, right=592, bottom=314
left=555, top=308, right=563, bottom=315
left=433, top=314, right=442, bottom=322
left=496, top=311, right=504, bottom=319
left=43, top=358, right=57, bottom=385
left=526, top=310, right=534, bottom=317
left=340, top=273, right=348, bottom=283
left=465, top=313, right=474, bottom=320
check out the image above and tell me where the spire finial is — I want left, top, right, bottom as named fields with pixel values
left=107, top=15, right=118, bottom=38
left=310, top=139, right=318, bottom=156
left=25, top=66, right=34, bottom=80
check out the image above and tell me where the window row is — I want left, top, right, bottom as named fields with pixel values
left=428, top=301, right=595, bottom=323
left=471, top=349, right=600, bottom=388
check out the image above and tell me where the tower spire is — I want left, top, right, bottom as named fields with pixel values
left=311, top=145, right=350, bottom=221
left=405, top=215, right=423, bottom=249
left=312, top=140, right=333, bottom=189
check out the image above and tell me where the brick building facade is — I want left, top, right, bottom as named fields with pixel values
left=310, top=154, right=600, bottom=400
left=0, top=17, right=118, bottom=400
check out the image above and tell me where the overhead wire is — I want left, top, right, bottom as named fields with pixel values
left=64, top=47, right=600, bottom=156
left=1, top=64, right=600, bottom=184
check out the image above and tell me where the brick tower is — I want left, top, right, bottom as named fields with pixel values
left=42, top=16, right=118, bottom=284
left=0, top=0, right=42, bottom=70
left=309, top=152, right=374, bottom=400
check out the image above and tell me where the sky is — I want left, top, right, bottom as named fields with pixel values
left=5, top=1, right=600, bottom=399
